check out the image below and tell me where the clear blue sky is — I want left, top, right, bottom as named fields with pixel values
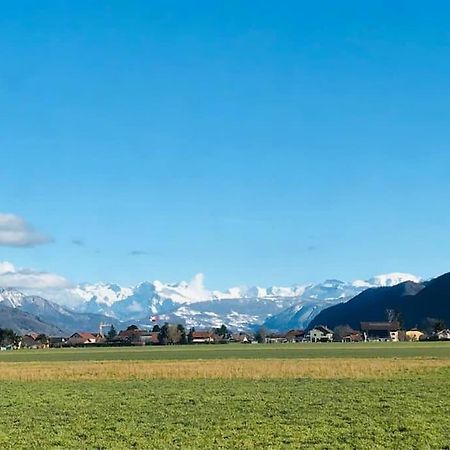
left=1, top=1, right=450, bottom=289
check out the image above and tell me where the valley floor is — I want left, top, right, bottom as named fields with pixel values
left=0, top=343, right=449, bottom=449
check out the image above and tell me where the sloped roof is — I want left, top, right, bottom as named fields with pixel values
left=312, top=325, right=333, bottom=334
left=360, top=321, right=400, bottom=331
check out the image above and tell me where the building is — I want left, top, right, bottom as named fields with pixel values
left=21, top=333, right=49, bottom=349
left=117, top=326, right=156, bottom=345
left=48, top=337, right=67, bottom=348
left=66, top=332, right=98, bottom=346
left=360, top=322, right=402, bottom=342
left=309, top=326, right=333, bottom=342
left=405, top=329, right=424, bottom=342
left=265, top=333, right=287, bottom=344
left=285, top=329, right=306, bottom=343
left=342, top=331, right=363, bottom=342
left=191, top=331, right=215, bottom=344
left=232, top=332, right=252, bottom=343
left=436, top=329, right=450, bottom=340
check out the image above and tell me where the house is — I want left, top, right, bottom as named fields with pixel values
left=21, top=333, right=49, bottom=349
left=342, top=331, right=363, bottom=342
left=66, top=332, right=98, bottom=346
left=265, top=333, right=287, bottom=344
left=309, top=326, right=333, bottom=342
left=232, top=332, right=252, bottom=343
left=436, top=329, right=450, bottom=340
left=48, top=337, right=67, bottom=348
left=360, top=322, right=402, bottom=342
left=285, top=329, right=306, bottom=343
left=117, top=326, right=155, bottom=345
left=191, top=331, right=215, bottom=344
left=405, top=329, right=424, bottom=342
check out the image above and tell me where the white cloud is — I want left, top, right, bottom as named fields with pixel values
left=0, top=213, right=52, bottom=247
left=0, top=261, right=71, bottom=290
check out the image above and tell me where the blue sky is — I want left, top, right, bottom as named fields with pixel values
left=1, top=1, right=450, bottom=289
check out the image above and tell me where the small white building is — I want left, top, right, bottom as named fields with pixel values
left=309, top=326, right=333, bottom=342
left=436, top=329, right=450, bottom=340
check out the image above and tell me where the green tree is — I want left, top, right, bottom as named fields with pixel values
left=187, top=327, right=195, bottom=344
left=36, top=334, right=49, bottom=346
left=177, top=324, right=187, bottom=344
left=215, top=324, right=229, bottom=339
left=254, top=326, right=267, bottom=344
left=107, top=325, right=117, bottom=339
left=0, top=328, right=21, bottom=347
left=158, top=322, right=170, bottom=345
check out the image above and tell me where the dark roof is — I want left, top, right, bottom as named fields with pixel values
left=312, top=325, right=333, bottom=334
left=192, top=331, right=214, bottom=339
left=70, top=332, right=96, bottom=340
left=360, top=321, right=400, bottom=331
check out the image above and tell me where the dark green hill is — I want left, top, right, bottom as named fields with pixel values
left=309, top=273, right=450, bottom=330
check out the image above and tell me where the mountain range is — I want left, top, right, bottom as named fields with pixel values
left=0, top=288, right=124, bottom=335
left=69, top=273, right=420, bottom=331
left=0, top=272, right=423, bottom=334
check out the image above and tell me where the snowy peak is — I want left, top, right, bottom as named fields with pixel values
left=0, top=287, right=25, bottom=308
left=352, top=272, right=421, bottom=288
left=73, top=283, right=133, bottom=306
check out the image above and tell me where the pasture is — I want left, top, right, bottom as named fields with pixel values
left=1, top=343, right=449, bottom=449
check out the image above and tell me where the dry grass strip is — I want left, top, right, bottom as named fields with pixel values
left=1, top=358, right=449, bottom=381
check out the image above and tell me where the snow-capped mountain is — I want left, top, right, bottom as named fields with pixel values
left=352, top=273, right=421, bottom=288
left=0, top=288, right=124, bottom=334
left=59, top=272, right=420, bottom=331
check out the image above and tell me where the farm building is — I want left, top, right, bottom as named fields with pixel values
left=309, top=326, right=333, bottom=342
left=66, top=332, right=98, bottom=346
left=232, top=332, right=252, bottom=343
left=191, top=331, right=215, bottom=344
left=360, top=322, right=402, bottom=342
left=405, top=329, right=424, bottom=341
left=117, top=326, right=156, bottom=345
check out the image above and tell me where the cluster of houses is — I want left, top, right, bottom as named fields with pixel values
left=2, top=321, right=450, bottom=350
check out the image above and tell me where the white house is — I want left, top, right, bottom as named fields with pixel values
left=309, top=326, right=333, bottom=342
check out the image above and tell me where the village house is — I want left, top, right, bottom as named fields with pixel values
left=117, top=326, right=156, bottom=345
left=360, top=321, right=403, bottom=342
left=342, top=331, right=363, bottom=342
left=66, top=332, right=98, bottom=346
left=265, top=333, right=287, bottom=344
left=191, top=331, right=215, bottom=344
left=21, top=333, right=49, bottom=349
left=308, top=326, right=333, bottom=342
left=435, top=329, right=450, bottom=340
left=285, top=329, right=306, bottom=343
left=405, top=329, right=424, bottom=342
left=48, top=337, right=67, bottom=348
left=232, top=332, right=252, bottom=343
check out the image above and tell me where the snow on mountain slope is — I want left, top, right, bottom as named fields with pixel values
left=0, top=288, right=125, bottom=334
left=353, top=273, right=421, bottom=288
left=57, top=272, right=421, bottom=331
left=264, top=273, right=422, bottom=331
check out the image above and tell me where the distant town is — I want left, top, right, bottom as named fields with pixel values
left=2, top=317, right=449, bottom=351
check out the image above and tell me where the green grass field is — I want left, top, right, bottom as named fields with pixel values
left=1, top=341, right=450, bottom=362
left=1, top=343, right=449, bottom=449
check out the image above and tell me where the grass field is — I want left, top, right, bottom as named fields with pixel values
left=1, top=343, right=449, bottom=449
left=1, top=341, right=450, bottom=362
